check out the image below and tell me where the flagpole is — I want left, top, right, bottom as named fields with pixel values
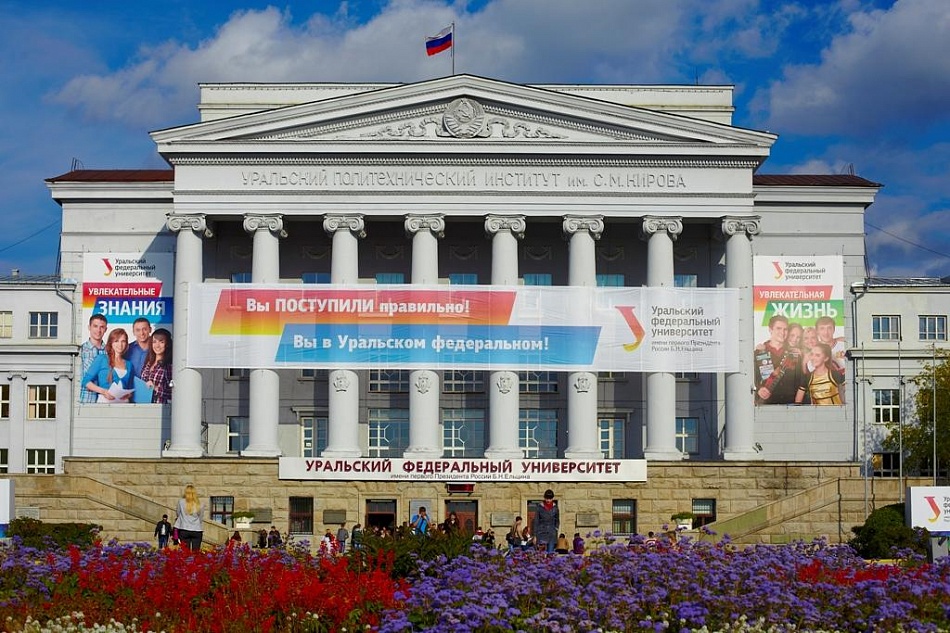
left=451, top=21, right=456, bottom=75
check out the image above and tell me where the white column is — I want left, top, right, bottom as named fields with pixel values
left=322, top=214, right=365, bottom=458
left=563, top=215, right=604, bottom=459
left=404, top=214, right=445, bottom=459
left=164, top=213, right=211, bottom=457
left=6, top=372, right=26, bottom=471
left=484, top=214, right=525, bottom=460
left=721, top=216, right=762, bottom=460
left=54, top=373, right=72, bottom=464
left=242, top=213, right=285, bottom=457
left=641, top=216, right=684, bottom=460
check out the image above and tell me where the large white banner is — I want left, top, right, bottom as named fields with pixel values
left=188, top=284, right=738, bottom=372
left=907, top=487, right=950, bottom=535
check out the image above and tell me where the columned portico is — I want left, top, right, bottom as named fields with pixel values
left=164, top=213, right=211, bottom=457
left=404, top=214, right=445, bottom=459
left=641, top=215, right=684, bottom=460
left=563, top=215, right=605, bottom=459
left=721, top=215, right=762, bottom=460
left=484, top=214, right=525, bottom=460
left=322, top=214, right=365, bottom=458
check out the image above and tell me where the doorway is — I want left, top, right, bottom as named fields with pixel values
left=445, top=499, right=478, bottom=534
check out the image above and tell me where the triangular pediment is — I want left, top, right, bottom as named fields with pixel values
left=152, top=75, right=774, bottom=157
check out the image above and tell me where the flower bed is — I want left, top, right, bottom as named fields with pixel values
left=2, top=536, right=949, bottom=632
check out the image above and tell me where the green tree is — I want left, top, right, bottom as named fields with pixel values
left=882, top=348, right=950, bottom=479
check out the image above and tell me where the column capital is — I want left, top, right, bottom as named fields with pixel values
left=6, top=372, right=26, bottom=381
left=166, top=213, right=213, bottom=238
left=405, top=214, right=445, bottom=238
left=640, top=216, right=683, bottom=241
left=720, top=215, right=762, bottom=238
left=562, top=215, right=604, bottom=239
left=323, top=214, right=366, bottom=238
left=243, top=213, right=287, bottom=238
left=485, top=214, right=525, bottom=239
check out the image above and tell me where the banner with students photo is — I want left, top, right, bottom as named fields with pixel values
left=188, top=284, right=739, bottom=372
left=79, top=252, right=174, bottom=404
left=752, top=256, right=845, bottom=406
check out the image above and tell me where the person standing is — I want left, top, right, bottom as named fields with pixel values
left=154, top=513, right=173, bottom=549
left=125, top=317, right=152, bottom=379
left=140, top=328, right=173, bottom=403
left=410, top=506, right=430, bottom=536
left=753, top=315, right=803, bottom=405
left=351, top=523, right=363, bottom=550
left=82, top=328, right=136, bottom=402
left=336, top=523, right=349, bottom=553
left=533, top=489, right=560, bottom=553
left=79, top=314, right=108, bottom=403
left=173, top=484, right=205, bottom=551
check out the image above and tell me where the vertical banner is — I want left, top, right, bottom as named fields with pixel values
left=752, top=256, right=845, bottom=405
left=79, top=253, right=175, bottom=404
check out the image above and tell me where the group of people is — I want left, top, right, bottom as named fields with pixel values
left=754, top=315, right=847, bottom=405
left=80, top=313, right=173, bottom=404
left=504, top=488, right=563, bottom=553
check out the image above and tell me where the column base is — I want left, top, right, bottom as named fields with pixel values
left=162, top=446, right=203, bottom=458
left=643, top=448, right=685, bottom=461
left=241, top=447, right=282, bottom=457
left=564, top=448, right=605, bottom=460
left=320, top=447, right=363, bottom=458
left=484, top=447, right=524, bottom=460
left=723, top=448, right=764, bottom=461
left=403, top=447, right=443, bottom=459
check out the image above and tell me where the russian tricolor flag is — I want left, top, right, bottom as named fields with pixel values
left=426, top=26, right=453, bottom=56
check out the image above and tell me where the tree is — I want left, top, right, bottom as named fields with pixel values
left=882, top=348, right=950, bottom=479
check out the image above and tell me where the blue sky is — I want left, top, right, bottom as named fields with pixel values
left=1, top=0, right=948, bottom=277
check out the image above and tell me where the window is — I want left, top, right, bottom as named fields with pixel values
left=523, top=273, right=552, bottom=286
left=0, top=448, right=8, bottom=473
left=872, top=389, right=900, bottom=424
left=369, top=369, right=410, bottom=392
left=692, top=498, right=717, bottom=528
left=674, top=274, right=698, bottom=288
left=443, top=409, right=486, bottom=458
left=302, top=272, right=330, bottom=284
left=301, top=415, right=328, bottom=457
left=227, top=368, right=250, bottom=380
left=519, top=409, right=558, bottom=458
left=26, top=449, right=55, bottom=474
left=612, top=499, right=637, bottom=535
left=368, top=409, right=410, bottom=457
left=675, top=372, right=698, bottom=381
left=872, top=452, right=901, bottom=478
left=675, top=417, right=699, bottom=455
left=28, top=385, right=56, bottom=419
left=0, top=384, right=8, bottom=419
left=289, top=496, right=314, bottom=535
left=376, top=272, right=405, bottom=284
left=0, top=311, right=12, bottom=338
left=596, top=274, right=625, bottom=287
left=230, top=272, right=252, bottom=283
left=598, top=371, right=625, bottom=381
left=299, top=368, right=329, bottom=380
left=519, top=371, right=558, bottom=393
left=442, top=370, right=484, bottom=393
left=210, top=496, right=234, bottom=526
left=449, top=273, right=478, bottom=285
left=599, top=416, right=625, bottom=459
left=872, top=315, right=900, bottom=340
left=29, top=312, right=58, bottom=339
left=919, top=315, right=947, bottom=341
left=228, top=416, right=250, bottom=453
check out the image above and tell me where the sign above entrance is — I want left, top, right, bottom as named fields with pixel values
left=279, top=457, right=647, bottom=482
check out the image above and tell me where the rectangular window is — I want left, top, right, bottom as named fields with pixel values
left=227, top=368, right=250, bottom=380
left=598, top=371, right=625, bottom=381
left=28, top=385, right=56, bottom=419
left=692, top=498, right=717, bottom=527
left=519, top=409, right=558, bottom=459
left=612, top=499, right=637, bottom=536
left=0, top=384, right=9, bottom=419
left=675, top=372, right=698, bottom=381
left=872, top=452, right=901, bottom=478
left=300, top=415, right=328, bottom=457
left=674, top=274, right=698, bottom=288
left=368, top=408, right=410, bottom=457
left=872, top=389, right=900, bottom=424
left=29, top=312, right=58, bottom=339
left=368, top=369, right=410, bottom=393
left=210, top=496, right=234, bottom=526
left=599, top=416, right=625, bottom=459
left=0, top=311, right=12, bottom=338
left=26, top=449, right=55, bottom=474
left=443, top=409, right=486, bottom=458
left=523, top=273, right=552, bottom=286
left=442, top=370, right=484, bottom=393
left=449, top=273, right=478, bottom=285
left=228, top=416, right=250, bottom=453
left=0, top=448, right=8, bottom=473
left=299, top=368, right=329, bottom=380
left=230, top=272, right=252, bottom=283
left=675, top=417, right=699, bottom=455
left=872, top=315, right=900, bottom=341
left=375, top=272, right=405, bottom=284
left=302, top=272, right=331, bottom=284
left=596, top=274, right=625, bottom=287
left=519, top=371, right=558, bottom=393
left=289, top=496, right=314, bottom=535
left=919, top=315, right=947, bottom=341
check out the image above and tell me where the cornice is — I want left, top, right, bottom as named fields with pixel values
left=168, top=156, right=759, bottom=169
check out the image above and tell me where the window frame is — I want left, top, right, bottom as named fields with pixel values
left=0, top=448, right=8, bottom=473
left=227, top=415, right=250, bottom=453
left=675, top=416, right=699, bottom=455
left=368, top=408, right=410, bottom=458
left=442, top=408, right=486, bottom=458
left=872, top=315, right=901, bottom=341
left=300, top=414, right=328, bottom=458
left=0, top=384, right=9, bottom=419
left=611, top=499, right=637, bottom=536
left=519, top=408, right=558, bottom=459
left=29, top=311, right=58, bottom=339
left=692, top=498, right=717, bottom=528
left=26, top=448, right=55, bottom=474
left=872, top=389, right=900, bottom=424
left=599, top=416, right=625, bottom=459
left=28, top=384, right=56, bottom=420
left=289, top=496, right=314, bottom=535
left=210, top=496, right=235, bottom=526
left=919, top=315, right=947, bottom=341
left=0, top=311, right=12, bottom=338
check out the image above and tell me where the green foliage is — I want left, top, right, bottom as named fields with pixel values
left=349, top=529, right=478, bottom=578
left=848, top=503, right=928, bottom=559
left=8, top=517, right=101, bottom=549
left=671, top=512, right=695, bottom=521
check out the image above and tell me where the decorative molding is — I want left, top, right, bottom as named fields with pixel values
left=405, top=214, right=446, bottom=238
left=563, top=215, right=605, bottom=240
left=484, top=215, right=526, bottom=239
left=413, top=373, right=432, bottom=394
left=323, top=214, right=366, bottom=238
left=54, top=373, right=73, bottom=381
left=170, top=155, right=760, bottom=169
left=523, top=245, right=552, bottom=261
left=243, top=214, right=287, bottom=238
left=166, top=213, right=213, bottom=238
left=720, top=216, right=762, bottom=238
left=375, top=244, right=405, bottom=260
left=331, top=372, right=351, bottom=392
left=449, top=245, right=478, bottom=261
left=6, top=372, right=27, bottom=381
left=640, top=216, right=684, bottom=241
left=673, top=246, right=698, bottom=262
left=597, top=245, right=625, bottom=262
left=230, top=245, right=252, bottom=260
left=573, top=374, right=593, bottom=393
left=495, top=373, right=514, bottom=394
left=302, top=245, right=330, bottom=260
